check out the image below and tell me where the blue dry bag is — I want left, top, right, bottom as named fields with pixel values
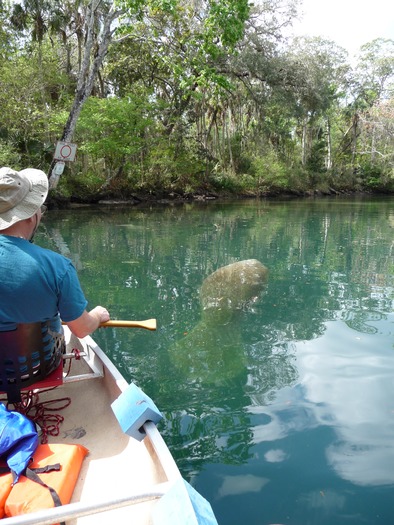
left=0, top=404, right=39, bottom=483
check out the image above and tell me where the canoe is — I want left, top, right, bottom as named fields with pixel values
left=1, top=325, right=218, bottom=525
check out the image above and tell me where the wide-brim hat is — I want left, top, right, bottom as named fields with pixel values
left=0, top=167, right=48, bottom=230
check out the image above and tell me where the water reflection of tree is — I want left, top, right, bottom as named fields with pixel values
left=162, top=378, right=255, bottom=477
left=340, top=309, right=384, bottom=334
left=246, top=337, right=298, bottom=405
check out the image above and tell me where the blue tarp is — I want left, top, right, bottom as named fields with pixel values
left=0, top=404, right=38, bottom=483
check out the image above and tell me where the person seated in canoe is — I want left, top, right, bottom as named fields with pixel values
left=0, top=167, right=110, bottom=390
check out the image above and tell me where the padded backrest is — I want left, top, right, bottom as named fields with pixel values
left=0, top=322, right=64, bottom=404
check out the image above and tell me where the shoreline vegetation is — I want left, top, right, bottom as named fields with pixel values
left=48, top=182, right=392, bottom=209
left=1, top=2, right=393, bottom=206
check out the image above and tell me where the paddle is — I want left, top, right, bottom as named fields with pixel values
left=99, top=319, right=157, bottom=331
left=62, top=319, right=157, bottom=331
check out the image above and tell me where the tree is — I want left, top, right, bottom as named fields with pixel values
left=340, top=38, right=394, bottom=172
left=0, top=47, right=67, bottom=166
left=48, top=0, right=251, bottom=185
left=355, top=38, right=394, bottom=102
left=10, top=0, right=64, bottom=45
left=283, top=36, right=349, bottom=171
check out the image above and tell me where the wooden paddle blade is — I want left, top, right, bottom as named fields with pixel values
left=62, top=319, right=157, bottom=331
left=99, top=319, right=157, bottom=331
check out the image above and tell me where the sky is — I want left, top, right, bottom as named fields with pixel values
left=290, top=0, right=394, bottom=58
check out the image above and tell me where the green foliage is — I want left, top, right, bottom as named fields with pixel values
left=76, top=95, right=152, bottom=164
left=0, top=1, right=393, bottom=198
left=135, top=134, right=207, bottom=193
left=306, top=139, right=327, bottom=175
left=356, top=161, right=394, bottom=190
left=0, top=37, right=71, bottom=167
left=356, top=38, right=394, bottom=100
left=0, top=140, right=21, bottom=167
left=55, top=167, right=108, bottom=200
left=248, top=151, right=291, bottom=190
left=204, top=0, right=250, bottom=51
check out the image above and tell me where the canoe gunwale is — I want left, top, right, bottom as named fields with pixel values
left=66, top=329, right=182, bottom=483
left=0, top=482, right=173, bottom=525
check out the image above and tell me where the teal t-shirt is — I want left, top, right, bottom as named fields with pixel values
left=0, top=235, right=88, bottom=331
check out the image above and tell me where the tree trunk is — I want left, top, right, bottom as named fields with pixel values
left=351, top=113, right=359, bottom=167
left=48, top=1, right=122, bottom=185
left=326, top=117, right=332, bottom=170
left=301, top=117, right=308, bottom=167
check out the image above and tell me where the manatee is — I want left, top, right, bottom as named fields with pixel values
left=200, top=259, right=268, bottom=325
left=169, top=259, right=268, bottom=384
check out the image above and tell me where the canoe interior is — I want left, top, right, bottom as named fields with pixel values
left=12, top=329, right=181, bottom=524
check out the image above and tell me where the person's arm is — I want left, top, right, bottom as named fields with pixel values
left=66, top=306, right=110, bottom=338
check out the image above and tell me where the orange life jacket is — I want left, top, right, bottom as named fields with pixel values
left=0, top=443, right=88, bottom=519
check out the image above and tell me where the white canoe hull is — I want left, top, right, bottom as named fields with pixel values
left=2, top=328, right=217, bottom=525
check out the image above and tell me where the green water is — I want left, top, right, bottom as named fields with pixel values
left=39, top=197, right=394, bottom=525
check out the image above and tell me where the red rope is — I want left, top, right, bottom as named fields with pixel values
left=2, top=349, right=83, bottom=443
left=72, top=348, right=82, bottom=360
left=63, top=348, right=81, bottom=377
left=8, top=390, right=71, bottom=444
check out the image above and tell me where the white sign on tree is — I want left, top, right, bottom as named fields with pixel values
left=54, top=141, right=77, bottom=162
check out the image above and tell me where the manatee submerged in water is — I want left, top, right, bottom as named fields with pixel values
left=169, top=259, right=268, bottom=384
left=200, top=259, right=268, bottom=325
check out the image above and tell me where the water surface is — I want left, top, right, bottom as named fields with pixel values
left=40, top=197, right=394, bottom=525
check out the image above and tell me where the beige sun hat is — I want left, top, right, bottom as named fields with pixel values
left=0, top=167, right=48, bottom=230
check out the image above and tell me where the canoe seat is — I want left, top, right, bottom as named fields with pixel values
left=0, top=322, right=65, bottom=404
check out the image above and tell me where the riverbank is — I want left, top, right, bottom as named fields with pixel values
left=48, top=185, right=384, bottom=209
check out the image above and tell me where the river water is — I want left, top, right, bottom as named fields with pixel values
left=39, top=197, right=394, bottom=525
